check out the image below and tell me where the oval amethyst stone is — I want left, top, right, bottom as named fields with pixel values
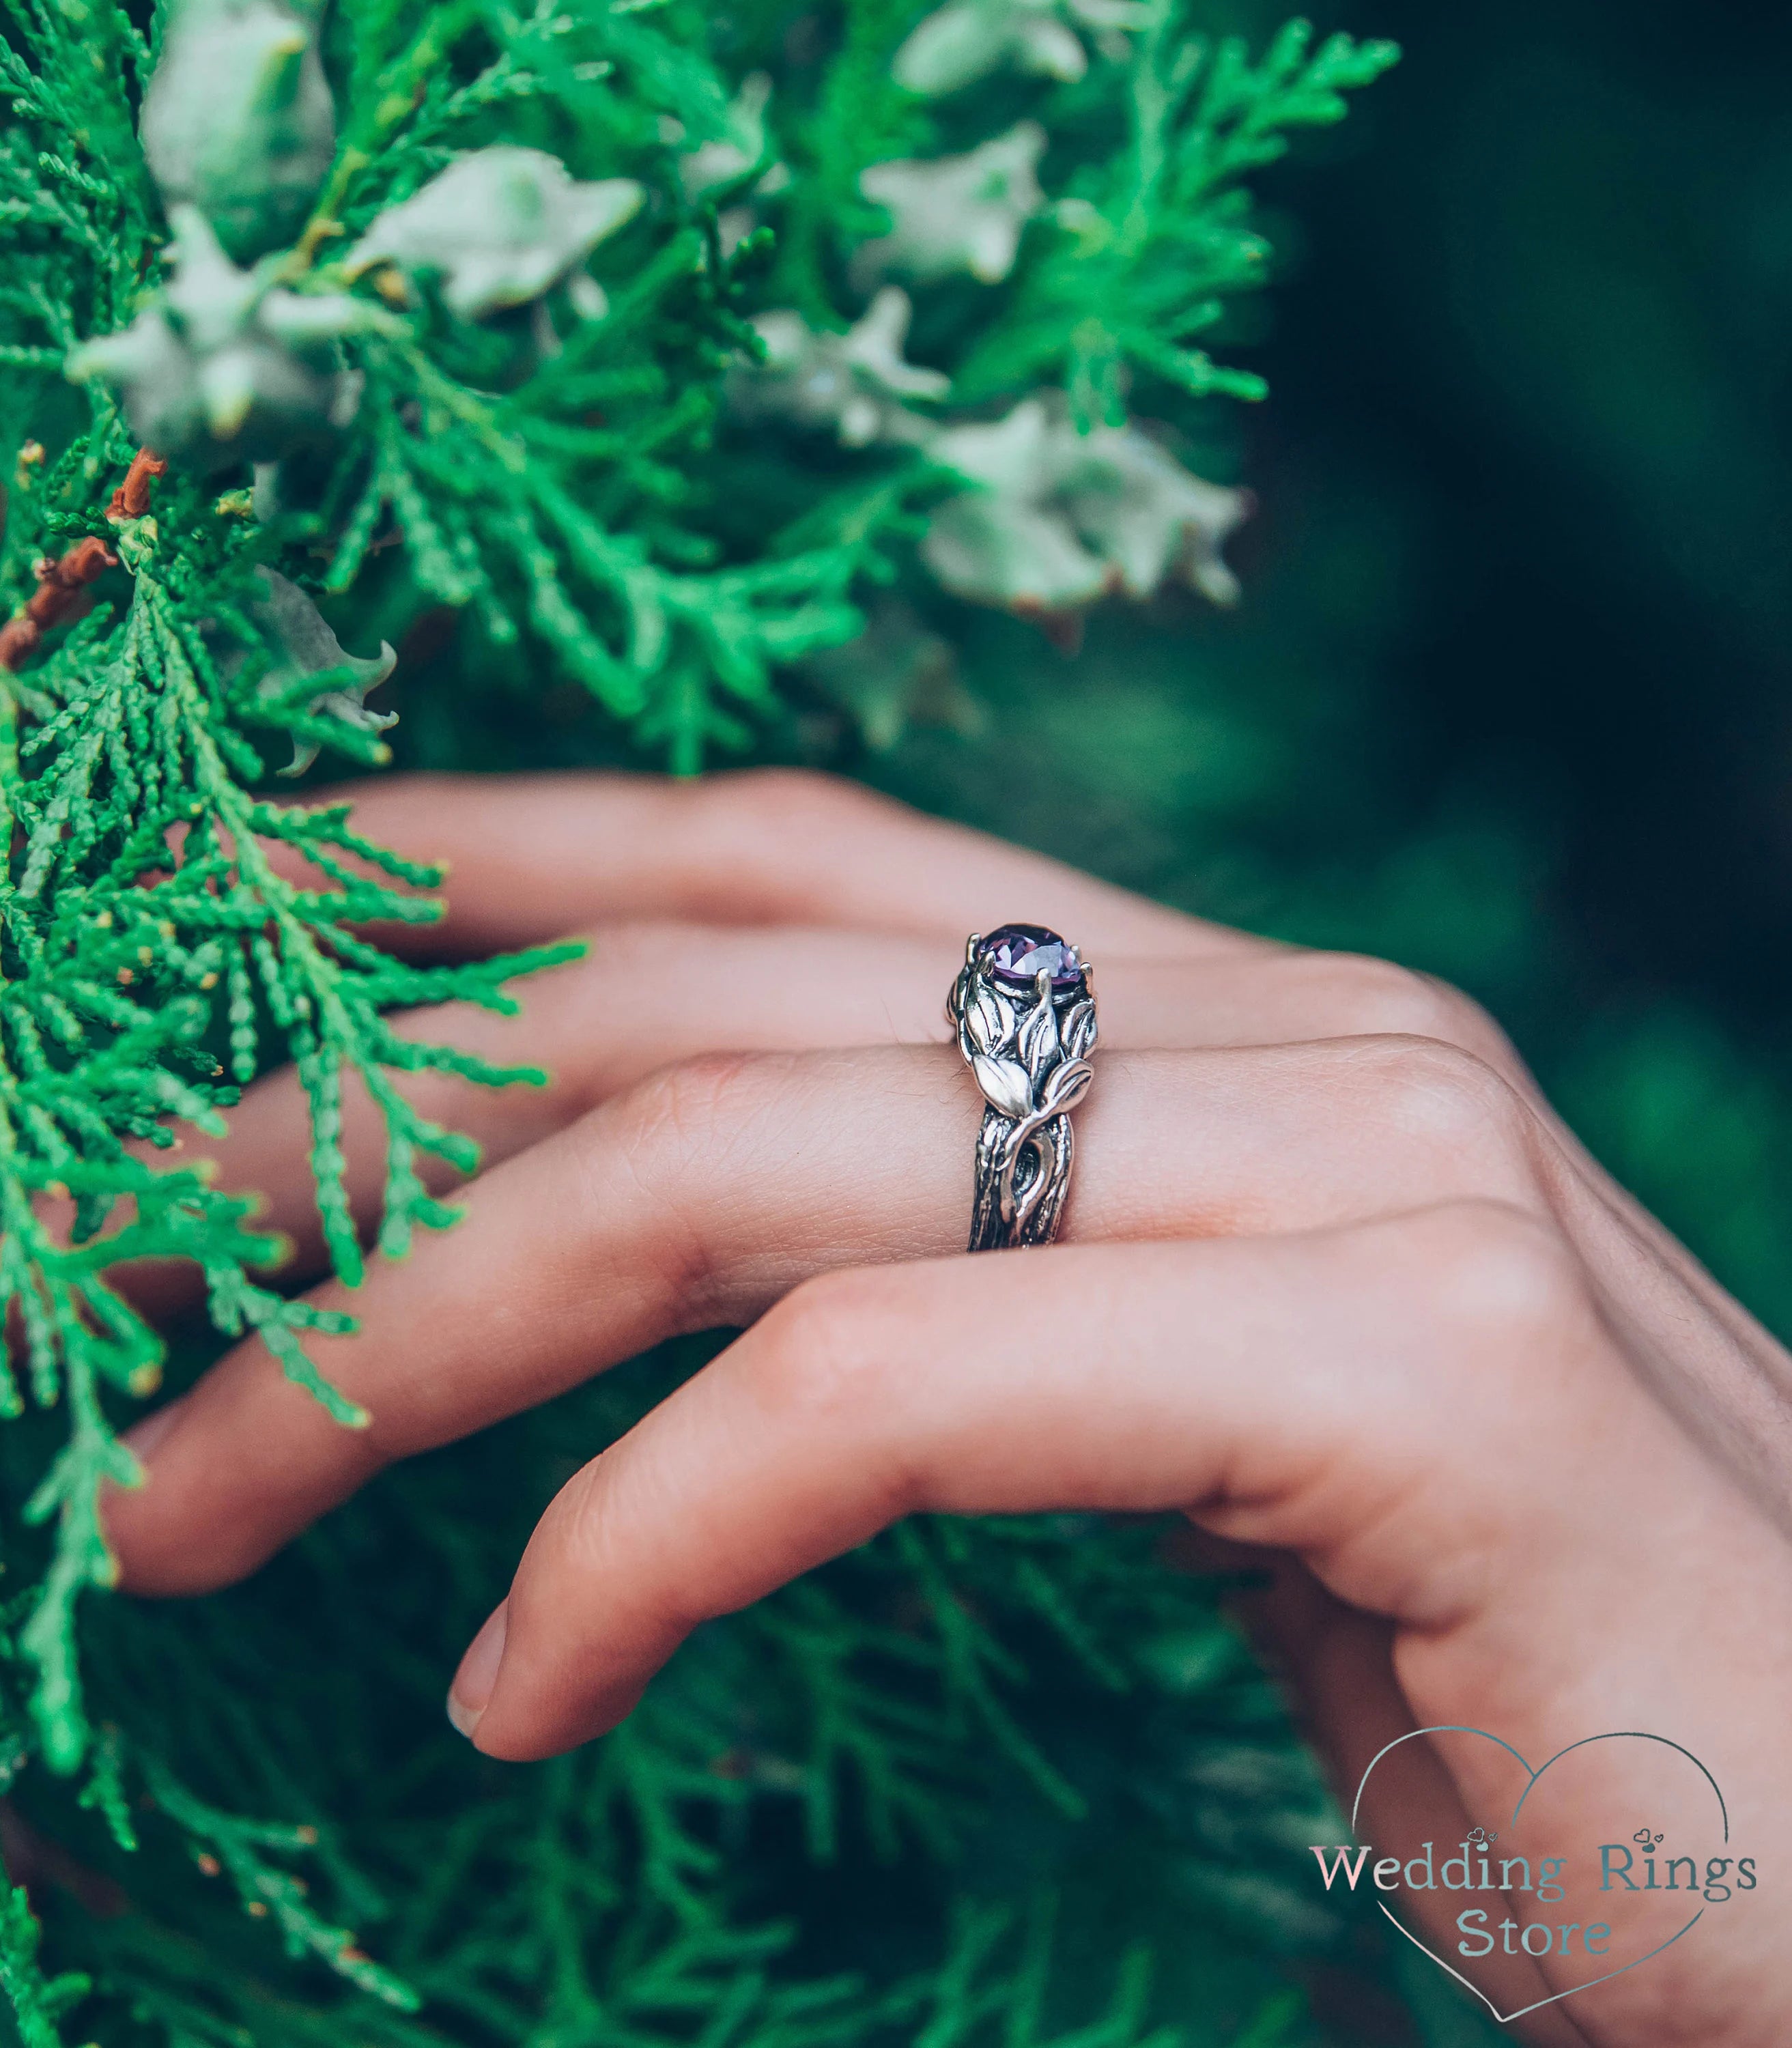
left=979, top=922, right=1084, bottom=990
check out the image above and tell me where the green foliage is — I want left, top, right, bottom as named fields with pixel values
left=0, top=1879, right=91, bottom=2048
left=21, top=1346, right=1348, bottom=2048
left=950, top=16, right=1399, bottom=420
left=0, top=480, right=574, bottom=1772
left=0, top=1, right=1405, bottom=2045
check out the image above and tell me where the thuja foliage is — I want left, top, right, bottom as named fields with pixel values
left=0, top=1, right=1399, bottom=2043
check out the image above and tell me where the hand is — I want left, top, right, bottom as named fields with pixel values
left=102, top=769, right=1791, bottom=2047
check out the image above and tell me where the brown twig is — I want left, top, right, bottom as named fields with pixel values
left=0, top=450, right=167, bottom=674
left=0, top=537, right=119, bottom=672
left=104, top=448, right=167, bottom=523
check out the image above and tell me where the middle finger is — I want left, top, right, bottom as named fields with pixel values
left=117, top=922, right=1527, bottom=1315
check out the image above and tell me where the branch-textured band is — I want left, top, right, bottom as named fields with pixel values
left=948, top=926, right=1098, bottom=1251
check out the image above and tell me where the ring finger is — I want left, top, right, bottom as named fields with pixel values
left=108, top=1033, right=1615, bottom=1597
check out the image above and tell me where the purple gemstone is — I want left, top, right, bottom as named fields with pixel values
left=980, top=922, right=1084, bottom=990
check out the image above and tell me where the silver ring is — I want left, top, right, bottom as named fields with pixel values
left=948, top=924, right=1098, bottom=1251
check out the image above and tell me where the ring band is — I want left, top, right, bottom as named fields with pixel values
left=948, top=924, right=1098, bottom=1251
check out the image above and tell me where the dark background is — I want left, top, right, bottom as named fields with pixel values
left=1282, top=0, right=1792, bottom=1008
left=859, top=0, right=1792, bottom=1346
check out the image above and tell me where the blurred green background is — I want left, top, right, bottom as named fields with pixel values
left=859, top=0, right=1792, bottom=1348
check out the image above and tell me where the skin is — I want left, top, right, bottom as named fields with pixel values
left=98, top=767, right=1792, bottom=2047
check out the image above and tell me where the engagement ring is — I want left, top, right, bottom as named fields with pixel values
left=948, top=924, right=1098, bottom=1252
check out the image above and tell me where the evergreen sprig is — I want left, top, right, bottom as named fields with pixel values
left=0, top=468, right=574, bottom=1776
left=951, top=17, right=1401, bottom=419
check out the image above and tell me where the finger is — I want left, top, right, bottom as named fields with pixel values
left=109, top=1034, right=1627, bottom=1594
left=296, top=768, right=1259, bottom=961
left=106, top=926, right=1535, bottom=1321
left=451, top=1216, right=1792, bottom=2040
left=451, top=1206, right=1725, bottom=1760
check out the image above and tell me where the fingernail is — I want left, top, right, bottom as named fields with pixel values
left=122, top=1396, right=188, bottom=1470
left=446, top=1603, right=507, bottom=1741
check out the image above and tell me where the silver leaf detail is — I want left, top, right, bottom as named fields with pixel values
left=971, top=1054, right=1035, bottom=1121
left=966, top=981, right=1016, bottom=1056
left=1062, top=997, right=1098, bottom=1060
left=1039, top=1058, right=1092, bottom=1116
left=1017, top=994, right=1059, bottom=1080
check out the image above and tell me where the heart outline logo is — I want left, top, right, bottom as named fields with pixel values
left=1350, top=1724, right=1729, bottom=2025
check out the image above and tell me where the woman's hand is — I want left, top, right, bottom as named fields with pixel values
left=101, top=769, right=1791, bottom=2047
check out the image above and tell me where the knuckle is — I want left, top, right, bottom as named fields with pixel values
left=1399, top=1199, right=1593, bottom=1351
left=593, top=1050, right=792, bottom=1318
left=543, top=1453, right=616, bottom=1578
left=614, top=1048, right=778, bottom=1161
left=1308, top=954, right=1510, bottom=1061
left=751, top=1268, right=905, bottom=1429
left=536, top=1452, right=702, bottom=1643
left=1352, top=1034, right=1536, bottom=1175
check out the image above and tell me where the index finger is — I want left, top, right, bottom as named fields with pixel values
left=300, top=767, right=1266, bottom=960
